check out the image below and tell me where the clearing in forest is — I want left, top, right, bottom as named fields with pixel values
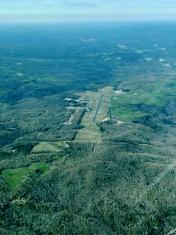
left=31, top=141, right=69, bottom=153
left=75, top=87, right=113, bottom=142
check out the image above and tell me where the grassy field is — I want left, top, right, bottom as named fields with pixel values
left=1, top=163, right=49, bottom=187
left=31, top=141, right=69, bottom=153
left=111, top=105, right=147, bottom=122
left=110, top=78, right=176, bottom=122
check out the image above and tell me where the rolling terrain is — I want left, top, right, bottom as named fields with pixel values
left=0, top=23, right=176, bottom=234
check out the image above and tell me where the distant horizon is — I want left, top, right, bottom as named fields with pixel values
left=1, top=18, right=176, bottom=25
left=1, top=0, right=176, bottom=23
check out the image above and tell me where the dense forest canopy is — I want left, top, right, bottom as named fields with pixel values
left=0, top=23, right=176, bottom=234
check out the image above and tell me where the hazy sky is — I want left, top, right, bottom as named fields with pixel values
left=1, top=0, right=176, bottom=23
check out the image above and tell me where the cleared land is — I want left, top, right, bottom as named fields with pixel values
left=31, top=141, right=69, bottom=153
left=110, top=78, right=176, bottom=122
left=1, top=163, right=49, bottom=187
left=75, top=87, right=113, bottom=142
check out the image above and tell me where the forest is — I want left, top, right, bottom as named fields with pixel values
left=0, top=23, right=176, bottom=234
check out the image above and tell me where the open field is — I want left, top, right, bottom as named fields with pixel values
left=31, top=141, right=69, bottom=153
left=1, top=163, right=49, bottom=187
left=75, top=87, right=113, bottom=142
left=110, top=77, right=176, bottom=122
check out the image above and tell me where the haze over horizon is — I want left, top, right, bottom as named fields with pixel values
left=1, top=0, right=176, bottom=23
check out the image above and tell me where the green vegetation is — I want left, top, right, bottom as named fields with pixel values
left=31, top=141, right=69, bottom=153
left=1, top=163, right=49, bottom=187
left=111, top=78, right=176, bottom=121
left=111, top=104, right=147, bottom=121
left=76, top=87, right=113, bottom=142
left=1, top=24, right=176, bottom=234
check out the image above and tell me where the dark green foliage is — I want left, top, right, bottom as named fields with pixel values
left=1, top=23, right=176, bottom=234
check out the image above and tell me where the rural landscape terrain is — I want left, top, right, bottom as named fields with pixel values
left=0, top=23, right=176, bottom=234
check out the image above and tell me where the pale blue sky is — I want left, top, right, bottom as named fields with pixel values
left=1, top=0, right=176, bottom=22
